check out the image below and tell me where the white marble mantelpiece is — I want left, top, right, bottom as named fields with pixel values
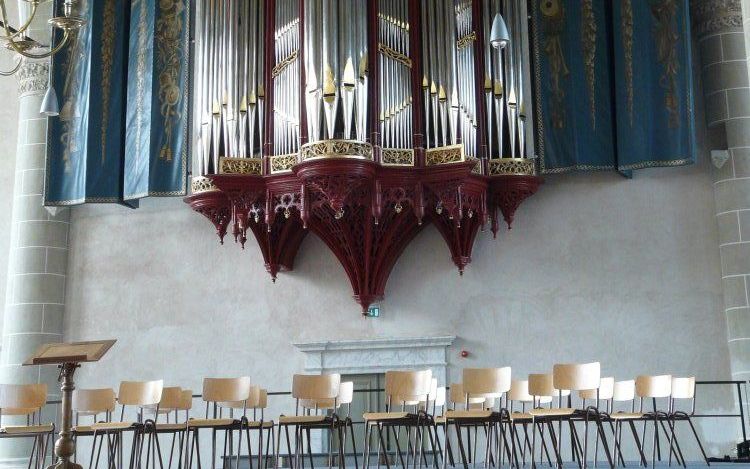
left=293, top=336, right=456, bottom=384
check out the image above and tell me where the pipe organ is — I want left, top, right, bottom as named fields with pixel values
left=187, top=0, right=543, bottom=312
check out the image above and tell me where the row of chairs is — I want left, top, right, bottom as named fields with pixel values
left=0, top=364, right=707, bottom=469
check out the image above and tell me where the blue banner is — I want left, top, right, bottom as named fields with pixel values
left=533, top=0, right=616, bottom=173
left=45, top=0, right=132, bottom=205
left=532, top=0, right=695, bottom=174
left=124, top=0, right=190, bottom=200
left=612, top=0, right=695, bottom=171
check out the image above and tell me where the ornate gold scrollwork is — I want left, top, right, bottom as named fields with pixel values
left=468, top=157, right=483, bottom=175
left=191, top=176, right=219, bottom=193
left=219, top=157, right=263, bottom=175
left=425, top=144, right=465, bottom=166
left=378, top=43, right=412, bottom=68
left=457, top=31, right=477, bottom=49
left=271, top=50, right=299, bottom=78
left=381, top=148, right=415, bottom=166
left=270, top=154, right=299, bottom=174
left=300, top=139, right=373, bottom=161
left=488, top=158, right=536, bottom=176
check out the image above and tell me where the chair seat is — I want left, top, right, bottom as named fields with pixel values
left=363, top=412, right=410, bottom=421
left=279, top=415, right=329, bottom=424
left=434, top=416, right=446, bottom=424
left=90, top=422, right=135, bottom=431
left=509, top=413, right=533, bottom=421
left=72, top=425, right=93, bottom=433
left=445, top=410, right=494, bottom=419
left=528, top=408, right=576, bottom=417
left=609, top=412, right=643, bottom=420
left=155, top=423, right=189, bottom=431
left=187, top=418, right=237, bottom=428
left=247, top=421, right=275, bottom=428
left=0, top=424, right=54, bottom=434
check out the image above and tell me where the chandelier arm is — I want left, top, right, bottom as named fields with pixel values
left=5, top=30, right=69, bottom=59
left=0, top=0, right=38, bottom=41
left=0, top=58, right=22, bottom=76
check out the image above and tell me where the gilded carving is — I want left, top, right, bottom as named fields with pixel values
left=651, top=0, right=680, bottom=128
left=271, top=154, right=299, bottom=173
left=581, top=0, right=596, bottom=130
left=457, top=31, right=477, bottom=50
left=219, top=157, right=263, bottom=175
left=300, top=140, right=373, bottom=161
left=540, top=0, right=568, bottom=129
left=378, top=43, right=412, bottom=68
left=622, top=0, right=634, bottom=126
left=156, top=0, right=186, bottom=161
left=381, top=148, right=414, bottom=166
left=425, top=144, right=465, bottom=166
left=191, top=176, right=218, bottom=193
left=272, top=50, right=298, bottom=78
left=488, top=158, right=535, bottom=176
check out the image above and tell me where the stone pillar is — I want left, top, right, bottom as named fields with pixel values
left=0, top=58, right=70, bottom=464
left=692, top=0, right=750, bottom=386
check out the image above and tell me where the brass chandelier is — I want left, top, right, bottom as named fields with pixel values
left=0, top=0, right=83, bottom=76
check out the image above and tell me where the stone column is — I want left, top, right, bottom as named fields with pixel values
left=692, top=0, right=750, bottom=386
left=0, top=58, right=70, bottom=464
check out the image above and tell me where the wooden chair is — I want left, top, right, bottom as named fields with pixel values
left=276, top=374, right=341, bottom=469
left=153, top=387, right=192, bottom=469
left=635, top=374, right=674, bottom=468
left=0, top=383, right=54, bottom=469
left=507, top=379, right=553, bottom=467
left=184, top=377, right=251, bottom=469
left=668, top=377, right=709, bottom=467
left=606, top=380, right=647, bottom=467
left=528, top=363, right=613, bottom=469
left=71, top=388, right=117, bottom=468
left=85, top=380, right=163, bottom=469
left=363, top=370, right=433, bottom=469
left=443, top=368, right=511, bottom=469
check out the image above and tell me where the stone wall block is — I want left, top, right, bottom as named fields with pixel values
left=724, top=276, right=749, bottom=308
left=727, top=307, right=750, bottom=340
left=12, top=273, right=65, bottom=304
left=727, top=87, right=750, bottom=118
left=721, top=242, right=750, bottom=275
left=715, top=178, right=750, bottom=213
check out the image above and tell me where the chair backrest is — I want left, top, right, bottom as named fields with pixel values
left=73, top=388, right=116, bottom=414
left=178, top=390, right=193, bottom=411
left=300, top=381, right=353, bottom=410
left=0, top=384, right=47, bottom=414
left=553, top=362, right=600, bottom=392
left=579, top=377, right=614, bottom=400
left=257, top=389, right=268, bottom=409
left=118, top=380, right=164, bottom=407
left=670, top=377, right=695, bottom=399
left=613, top=380, right=635, bottom=402
left=462, top=367, right=511, bottom=399
left=159, top=387, right=184, bottom=411
left=635, top=375, right=672, bottom=399
left=292, top=374, right=341, bottom=403
left=385, top=370, right=432, bottom=405
left=448, top=383, right=485, bottom=406
left=434, top=387, right=446, bottom=407
left=203, top=377, right=252, bottom=403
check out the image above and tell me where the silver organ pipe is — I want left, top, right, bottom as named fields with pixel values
left=190, top=0, right=535, bottom=177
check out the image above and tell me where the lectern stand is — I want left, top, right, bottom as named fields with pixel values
left=24, top=340, right=116, bottom=469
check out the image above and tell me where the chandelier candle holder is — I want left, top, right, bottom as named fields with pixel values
left=185, top=0, right=543, bottom=313
left=0, top=0, right=83, bottom=76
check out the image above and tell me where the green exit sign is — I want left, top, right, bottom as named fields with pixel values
left=366, top=306, right=380, bottom=318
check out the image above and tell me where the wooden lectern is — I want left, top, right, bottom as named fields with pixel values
left=24, top=340, right=116, bottom=469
